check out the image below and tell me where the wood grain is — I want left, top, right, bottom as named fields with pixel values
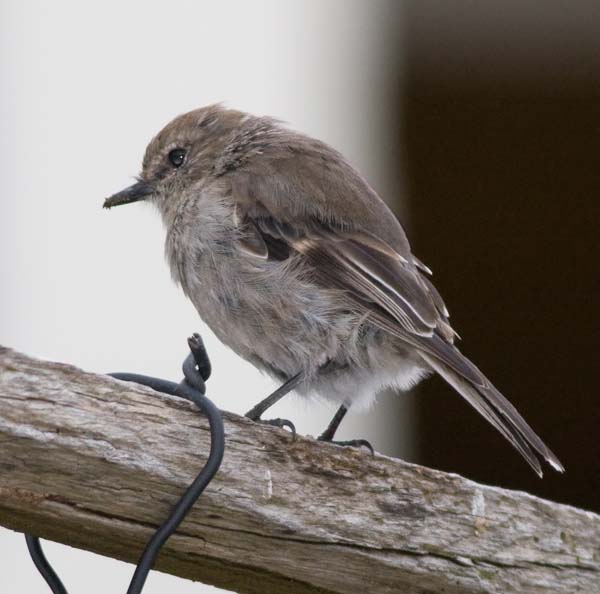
left=0, top=346, right=598, bottom=593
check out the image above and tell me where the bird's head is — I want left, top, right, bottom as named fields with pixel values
left=104, top=104, right=244, bottom=215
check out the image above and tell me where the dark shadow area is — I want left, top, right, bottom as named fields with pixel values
left=400, top=3, right=600, bottom=511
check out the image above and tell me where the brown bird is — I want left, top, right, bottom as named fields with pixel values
left=105, top=104, right=563, bottom=477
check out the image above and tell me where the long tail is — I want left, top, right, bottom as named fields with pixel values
left=419, top=338, right=564, bottom=477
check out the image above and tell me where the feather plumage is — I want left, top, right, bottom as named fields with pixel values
left=132, top=104, right=562, bottom=475
left=228, top=148, right=562, bottom=475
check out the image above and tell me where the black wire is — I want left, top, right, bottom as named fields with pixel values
left=24, top=337, right=225, bottom=594
left=123, top=366, right=224, bottom=594
left=25, top=534, right=68, bottom=594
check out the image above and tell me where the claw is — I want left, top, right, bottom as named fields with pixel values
left=264, top=418, right=297, bottom=440
left=320, top=438, right=375, bottom=455
left=249, top=417, right=297, bottom=441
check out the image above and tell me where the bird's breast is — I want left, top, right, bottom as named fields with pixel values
left=165, top=223, right=362, bottom=375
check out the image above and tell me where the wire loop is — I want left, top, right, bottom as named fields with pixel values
left=25, top=333, right=225, bottom=594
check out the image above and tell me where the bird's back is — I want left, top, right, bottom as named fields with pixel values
left=216, top=115, right=413, bottom=257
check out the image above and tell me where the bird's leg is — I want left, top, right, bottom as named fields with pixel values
left=317, top=404, right=349, bottom=441
left=318, top=403, right=374, bottom=454
left=245, top=372, right=304, bottom=438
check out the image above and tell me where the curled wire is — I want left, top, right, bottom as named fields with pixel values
left=25, top=333, right=225, bottom=594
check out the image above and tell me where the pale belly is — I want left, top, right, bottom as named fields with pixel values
left=169, top=239, right=428, bottom=408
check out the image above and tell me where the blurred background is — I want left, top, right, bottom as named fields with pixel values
left=1, top=1, right=598, bottom=593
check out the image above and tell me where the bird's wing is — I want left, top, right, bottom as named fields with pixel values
left=227, top=155, right=563, bottom=476
left=223, top=131, right=413, bottom=254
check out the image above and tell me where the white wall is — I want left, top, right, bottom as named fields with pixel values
left=0, top=1, right=407, bottom=592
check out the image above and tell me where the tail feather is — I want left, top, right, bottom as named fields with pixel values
left=420, top=346, right=564, bottom=476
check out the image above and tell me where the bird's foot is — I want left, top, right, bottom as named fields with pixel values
left=245, top=412, right=297, bottom=440
left=317, top=436, right=375, bottom=455
left=244, top=374, right=304, bottom=440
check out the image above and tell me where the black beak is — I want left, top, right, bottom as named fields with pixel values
left=103, top=180, right=154, bottom=209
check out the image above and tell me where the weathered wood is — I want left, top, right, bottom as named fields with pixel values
left=0, top=346, right=598, bottom=594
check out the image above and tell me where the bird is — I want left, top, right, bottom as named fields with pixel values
left=104, top=104, right=563, bottom=477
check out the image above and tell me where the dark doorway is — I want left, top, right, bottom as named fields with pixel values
left=401, top=3, right=600, bottom=512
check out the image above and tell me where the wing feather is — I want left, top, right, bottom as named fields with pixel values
left=421, top=352, right=544, bottom=476
left=227, top=153, right=563, bottom=475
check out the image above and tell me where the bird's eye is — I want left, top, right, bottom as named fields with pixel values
left=168, top=148, right=186, bottom=168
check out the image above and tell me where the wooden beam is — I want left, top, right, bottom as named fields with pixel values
left=0, top=346, right=598, bottom=594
